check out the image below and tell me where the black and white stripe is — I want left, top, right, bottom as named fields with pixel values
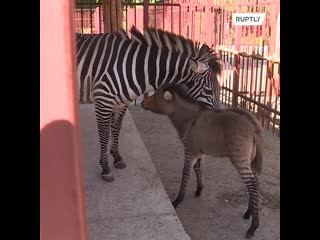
left=76, top=27, right=222, bottom=181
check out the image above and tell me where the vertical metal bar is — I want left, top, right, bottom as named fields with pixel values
left=163, top=1, right=165, bottom=30
left=269, top=62, right=275, bottom=131
left=90, top=0, right=93, bottom=33
left=125, top=0, right=128, bottom=32
left=154, top=1, right=156, bottom=28
left=214, top=8, right=217, bottom=50
left=272, top=95, right=279, bottom=133
left=228, top=52, right=233, bottom=106
left=261, top=61, right=269, bottom=128
left=143, top=0, right=149, bottom=99
left=171, top=0, right=173, bottom=32
left=229, top=52, right=233, bottom=106
left=226, top=51, right=230, bottom=105
left=253, top=58, right=259, bottom=115
left=99, top=2, right=102, bottom=33
left=134, top=3, right=137, bottom=27
left=143, top=0, right=148, bottom=28
left=221, top=50, right=226, bottom=105
left=239, top=55, right=244, bottom=108
left=81, top=4, right=84, bottom=33
left=179, top=5, right=181, bottom=35
left=249, top=56, right=254, bottom=112
left=240, top=55, right=245, bottom=94
left=258, top=59, right=265, bottom=119
left=232, top=54, right=240, bottom=107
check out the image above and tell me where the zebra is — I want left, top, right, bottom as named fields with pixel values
left=76, top=26, right=222, bottom=182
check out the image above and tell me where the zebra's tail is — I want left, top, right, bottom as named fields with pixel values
left=251, top=135, right=263, bottom=175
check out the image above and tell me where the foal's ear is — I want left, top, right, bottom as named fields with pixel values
left=178, top=84, right=189, bottom=93
left=163, top=90, right=174, bottom=101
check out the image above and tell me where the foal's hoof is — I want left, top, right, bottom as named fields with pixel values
left=195, top=190, right=202, bottom=197
left=245, top=227, right=257, bottom=239
left=172, top=200, right=180, bottom=209
left=245, top=232, right=254, bottom=239
left=243, top=211, right=251, bottom=220
left=101, top=172, right=115, bottom=182
left=114, top=161, right=126, bottom=169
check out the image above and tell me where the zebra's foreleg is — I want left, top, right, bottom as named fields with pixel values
left=194, top=158, right=203, bottom=197
left=110, top=105, right=128, bottom=169
left=95, top=103, right=114, bottom=182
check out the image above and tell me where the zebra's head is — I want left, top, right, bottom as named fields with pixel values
left=183, top=45, right=222, bottom=109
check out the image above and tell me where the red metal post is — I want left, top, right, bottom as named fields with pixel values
left=143, top=0, right=149, bottom=99
left=40, top=0, right=87, bottom=239
left=143, top=0, right=149, bottom=28
left=232, top=54, right=240, bottom=107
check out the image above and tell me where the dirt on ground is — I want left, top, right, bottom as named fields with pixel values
left=129, top=105, right=280, bottom=240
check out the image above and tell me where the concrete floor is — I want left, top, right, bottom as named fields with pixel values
left=79, top=104, right=191, bottom=240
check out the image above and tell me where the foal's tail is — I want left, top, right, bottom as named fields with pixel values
left=229, top=107, right=264, bottom=175
left=251, top=134, right=263, bottom=175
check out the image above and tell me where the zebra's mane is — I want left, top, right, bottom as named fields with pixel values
left=129, top=26, right=222, bottom=75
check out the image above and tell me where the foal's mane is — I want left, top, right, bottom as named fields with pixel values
left=129, top=26, right=222, bottom=75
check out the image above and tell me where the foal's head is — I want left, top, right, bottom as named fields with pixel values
left=141, top=85, right=190, bottom=115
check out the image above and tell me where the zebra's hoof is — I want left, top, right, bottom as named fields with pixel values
left=101, top=173, right=115, bottom=182
left=114, top=161, right=126, bottom=169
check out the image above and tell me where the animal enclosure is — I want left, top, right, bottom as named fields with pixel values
left=73, top=0, right=280, bottom=136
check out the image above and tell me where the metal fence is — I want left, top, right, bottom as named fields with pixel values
left=74, top=1, right=103, bottom=33
left=218, top=47, right=280, bottom=135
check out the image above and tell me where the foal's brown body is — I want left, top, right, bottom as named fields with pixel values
left=142, top=85, right=263, bottom=239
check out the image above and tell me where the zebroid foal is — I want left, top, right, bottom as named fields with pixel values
left=141, top=85, right=264, bottom=239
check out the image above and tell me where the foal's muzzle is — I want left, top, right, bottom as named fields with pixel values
left=141, top=101, right=146, bottom=109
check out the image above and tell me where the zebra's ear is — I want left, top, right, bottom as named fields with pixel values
left=189, top=59, right=207, bottom=74
left=163, top=90, right=174, bottom=101
left=189, top=58, right=198, bottom=72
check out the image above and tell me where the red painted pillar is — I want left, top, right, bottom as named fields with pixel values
left=40, top=0, right=87, bottom=240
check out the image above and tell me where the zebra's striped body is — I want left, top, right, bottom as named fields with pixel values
left=76, top=27, right=222, bottom=181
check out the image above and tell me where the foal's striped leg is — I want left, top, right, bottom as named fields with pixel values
left=243, top=174, right=259, bottom=220
left=232, top=161, right=260, bottom=239
left=110, top=105, right=128, bottom=169
left=194, top=158, right=204, bottom=197
left=172, top=143, right=194, bottom=208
